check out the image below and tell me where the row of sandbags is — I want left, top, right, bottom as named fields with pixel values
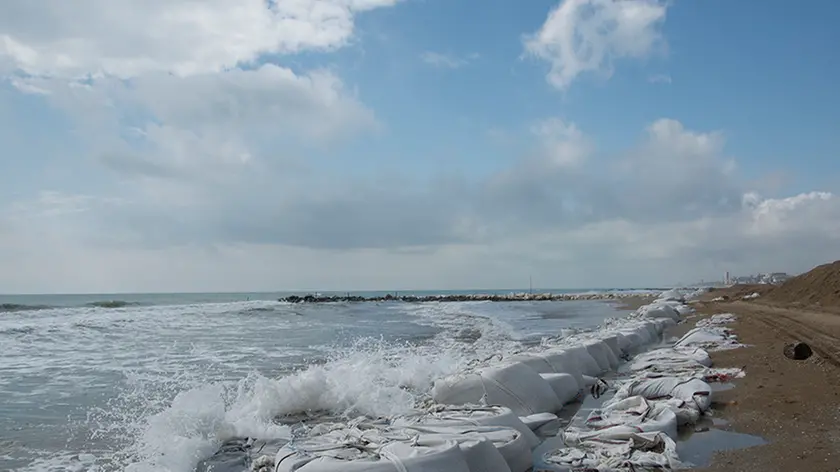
left=268, top=406, right=539, bottom=472
left=633, top=289, right=697, bottom=322
left=430, top=317, right=677, bottom=418
left=541, top=309, right=743, bottom=470
left=264, top=291, right=698, bottom=472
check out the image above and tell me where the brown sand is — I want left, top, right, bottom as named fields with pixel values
left=609, top=269, right=840, bottom=470
left=762, top=260, right=840, bottom=312
left=686, top=297, right=840, bottom=471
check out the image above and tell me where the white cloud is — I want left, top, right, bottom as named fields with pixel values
left=4, top=114, right=839, bottom=292
left=0, top=0, right=398, bottom=78
left=1, top=1, right=383, bottom=215
left=525, top=0, right=669, bottom=90
left=648, top=73, right=672, bottom=84
left=1, top=1, right=837, bottom=292
left=530, top=118, right=591, bottom=167
left=420, top=52, right=477, bottom=69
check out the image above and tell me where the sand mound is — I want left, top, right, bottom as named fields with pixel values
left=764, top=260, right=840, bottom=309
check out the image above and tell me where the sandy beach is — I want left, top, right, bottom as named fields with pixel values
left=685, top=280, right=840, bottom=471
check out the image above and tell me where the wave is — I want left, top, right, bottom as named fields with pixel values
left=86, top=300, right=143, bottom=309
left=87, top=336, right=469, bottom=472
left=18, top=298, right=623, bottom=472
left=0, top=303, right=52, bottom=313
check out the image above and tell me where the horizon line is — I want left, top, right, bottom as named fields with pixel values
left=0, top=285, right=700, bottom=297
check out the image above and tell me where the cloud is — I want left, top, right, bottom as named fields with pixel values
left=1, top=0, right=838, bottom=292
left=524, top=0, right=669, bottom=90
left=420, top=52, right=477, bottom=69
left=0, top=0, right=399, bottom=78
left=4, top=109, right=839, bottom=292
left=648, top=73, right=672, bottom=84
left=2, top=0, right=383, bottom=209
left=530, top=118, right=592, bottom=167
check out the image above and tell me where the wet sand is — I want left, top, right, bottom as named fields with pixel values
left=687, top=293, right=840, bottom=471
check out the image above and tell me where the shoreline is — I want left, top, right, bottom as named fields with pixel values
left=686, top=294, right=840, bottom=471
left=280, top=291, right=660, bottom=304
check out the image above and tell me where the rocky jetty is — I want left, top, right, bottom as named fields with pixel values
left=279, top=291, right=658, bottom=304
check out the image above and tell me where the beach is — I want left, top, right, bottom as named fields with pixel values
left=687, top=285, right=840, bottom=471
left=4, top=279, right=840, bottom=471
left=604, top=274, right=840, bottom=471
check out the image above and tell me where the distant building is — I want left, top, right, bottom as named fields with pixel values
left=729, top=272, right=791, bottom=285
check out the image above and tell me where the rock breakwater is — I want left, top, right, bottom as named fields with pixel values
left=279, top=291, right=661, bottom=304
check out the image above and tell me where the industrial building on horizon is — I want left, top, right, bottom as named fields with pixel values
left=724, top=271, right=791, bottom=285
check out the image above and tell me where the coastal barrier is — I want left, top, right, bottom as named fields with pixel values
left=196, top=287, right=748, bottom=471
left=273, top=292, right=737, bottom=471
left=279, top=291, right=664, bottom=304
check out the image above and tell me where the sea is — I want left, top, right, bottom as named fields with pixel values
left=0, top=289, right=657, bottom=472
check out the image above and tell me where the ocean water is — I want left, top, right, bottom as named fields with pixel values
left=0, top=291, right=643, bottom=472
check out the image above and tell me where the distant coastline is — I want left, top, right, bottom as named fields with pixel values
left=1, top=287, right=683, bottom=311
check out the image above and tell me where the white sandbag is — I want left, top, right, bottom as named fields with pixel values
left=609, top=377, right=712, bottom=413
left=544, top=431, right=682, bottom=470
left=660, top=398, right=702, bottom=426
left=275, top=430, right=473, bottom=472
left=539, top=373, right=581, bottom=405
left=394, top=406, right=540, bottom=449
left=675, top=304, right=695, bottom=316
left=656, top=289, right=685, bottom=303
left=582, top=340, right=614, bottom=373
left=612, top=331, right=634, bottom=353
left=618, top=330, right=646, bottom=353
left=654, top=317, right=677, bottom=331
left=519, top=412, right=560, bottom=437
left=540, top=348, right=589, bottom=384
left=431, top=362, right=562, bottom=416
left=503, top=354, right=554, bottom=374
left=674, top=327, right=742, bottom=351
left=637, top=304, right=680, bottom=322
left=585, top=396, right=678, bottom=439
left=395, top=425, right=529, bottom=472
left=642, top=321, right=661, bottom=340
left=624, top=325, right=652, bottom=344
left=629, top=347, right=712, bottom=373
left=448, top=436, right=512, bottom=472
left=600, top=334, right=624, bottom=361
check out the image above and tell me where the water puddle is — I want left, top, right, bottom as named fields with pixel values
left=677, top=417, right=767, bottom=467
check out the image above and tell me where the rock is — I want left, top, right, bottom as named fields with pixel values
left=783, top=342, right=813, bottom=360
left=277, top=291, right=658, bottom=304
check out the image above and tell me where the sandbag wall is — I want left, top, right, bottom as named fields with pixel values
left=541, top=307, right=745, bottom=470
left=264, top=291, right=741, bottom=472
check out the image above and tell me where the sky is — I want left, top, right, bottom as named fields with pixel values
left=1, top=0, right=839, bottom=294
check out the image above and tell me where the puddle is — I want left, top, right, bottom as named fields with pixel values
left=677, top=417, right=767, bottom=467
